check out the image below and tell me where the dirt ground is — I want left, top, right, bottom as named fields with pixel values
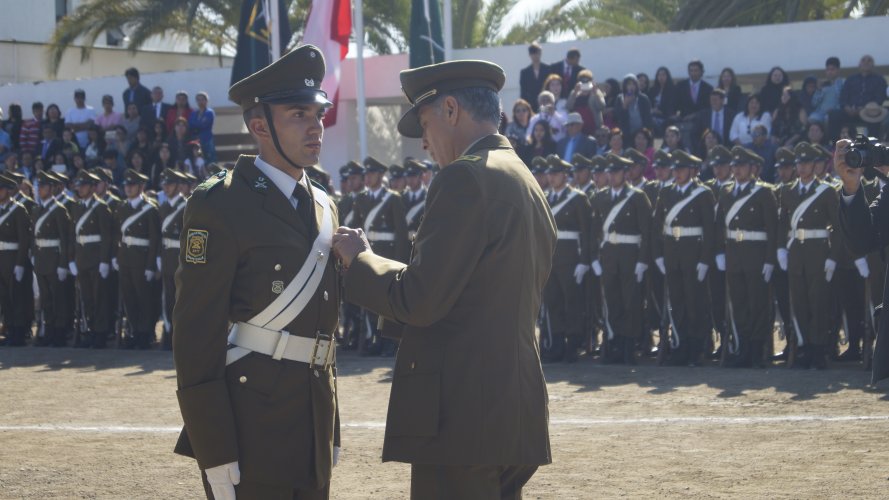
left=1, top=347, right=888, bottom=499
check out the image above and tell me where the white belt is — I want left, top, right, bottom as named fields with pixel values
left=557, top=230, right=580, bottom=240
left=226, top=322, right=333, bottom=369
left=726, top=230, right=768, bottom=242
left=163, top=238, right=180, bottom=249
left=0, top=242, right=19, bottom=251
left=367, top=231, right=395, bottom=242
left=791, top=228, right=829, bottom=242
left=604, top=232, right=642, bottom=245
left=77, top=234, right=102, bottom=245
left=664, top=226, right=703, bottom=239
left=122, top=236, right=150, bottom=247
left=35, top=238, right=60, bottom=249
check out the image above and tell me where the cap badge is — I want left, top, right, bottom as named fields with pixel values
left=305, top=78, right=315, bottom=87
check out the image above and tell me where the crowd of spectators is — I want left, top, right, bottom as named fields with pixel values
left=0, top=67, right=216, bottom=191
left=511, top=44, right=889, bottom=183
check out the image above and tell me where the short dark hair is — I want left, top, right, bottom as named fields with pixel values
left=711, top=88, right=726, bottom=98
left=74, top=89, right=86, bottom=98
left=32, top=101, right=43, bottom=110
left=243, top=105, right=265, bottom=127
left=826, top=56, right=840, bottom=68
left=528, top=42, right=541, bottom=55
left=566, top=48, right=580, bottom=60
left=688, top=60, right=704, bottom=72
left=125, top=67, right=140, bottom=79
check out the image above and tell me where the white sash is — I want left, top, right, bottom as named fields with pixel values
left=161, top=198, right=186, bottom=234
left=0, top=202, right=19, bottom=228
left=34, top=202, right=58, bottom=236
left=75, top=200, right=101, bottom=236
left=405, top=199, right=426, bottom=226
left=550, top=190, right=579, bottom=217
left=790, top=183, right=830, bottom=232
left=121, top=200, right=152, bottom=236
left=723, top=185, right=761, bottom=227
left=602, top=189, right=635, bottom=236
left=664, top=185, right=707, bottom=230
left=343, top=209, right=355, bottom=226
left=363, top=191, right=392, bottom=233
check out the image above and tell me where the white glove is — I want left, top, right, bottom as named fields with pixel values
left=855, top=257, right=870, bottom=279
left=762, top=263, right=774, bottom=283
left=14, top=265, right=24, bottom=282
left=99, top=263, right=110, bottom=279
left=156, top=257, right=162, bottom=274
left=56, top=267, right=68, bottom=282
left=715, top=254, right=726, bottom=271
left=696, top=262, right=708, bottom=282
left=112, top=258, right=119, bottom=271
left=68, top=261, right=78, bottom=277
left=333, top=446, right=340, bottom=467
left=634, top=262, right=648, bottom=283
left=145, top=269, right=155, bottom=282
left=592, top=260, right=603, bottom=277
left=655, top=257, right=666, bottom=275
left=204, top=461, right=240, bottom=500
left=574, top=263, right=590, bottom=284
left=824, top=258, right=836, bottom=282
left=777, top=248, right=788, bottom=271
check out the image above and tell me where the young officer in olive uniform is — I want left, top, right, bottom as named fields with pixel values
left=0, top=173, right=32, bottom=346
left=158, top=168, right=188, bottom=350
left=571, top=153, right=595, bottom=196
left=715, top=147, right=779, bottom=367
left=6, top=171, right=37, bottom=341
left=402, top=159, right=428, bottom=245
left=389, top=164, right=407, bottom=193
left=173, top=45, right=341, bottom=500
left=771, top=148, right=797, bottom=360
left=68, top=170, right=114, bottom=348
left=541, top=154, right=592, bottom=362
left=777, top=142, right=841, bottom=369
left=336, top=161, right=364, bottom=350
left=653, top=150, right=716, bottom=366
left=530, top=156, right=549, bottom=192
left=704, top=145, right=733, bottom=358
left=115, top=169, right=161, bottom=349
left=32, top=171, right=72, bottom=347
left=591, top=153, right=652, bottom=363
left=623, top=148, right=648, bottom=191
left=860, top=167, right=889, bottom=368
left=570, top=154, right=597, bottom=352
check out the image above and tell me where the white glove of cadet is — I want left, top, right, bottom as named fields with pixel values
left=573, top=263, right=590, bottom=284
left=204, top=461, right=240, bottom=500
left=144, top=269, right=155, bottom=282
left=855, top=257, right=870, bottom=279
left=715, top=253, right=726, bottom=272
left=591, top=260, right=603, bottom=277
left=112, top=257, right=119, bottom=271
left=634, top=262, right=648, bottom=283
left=99, top=263, right=110, bottom=279
left=696, top=262, right=708, bottom=282
left=156, top=257, right=162, bottom=274
left=777, top=248, right=788, bottom=271
left=824, top=258, right=837, bottom=282
left=68, top=261, right=78, bottom=277
left=333, top=446, right=341, bottom=467
left=655, top=257, right=666, bottom=275
left=762, top=263, right=774, bottom=283
left=14, top=265, right=24, bottom=282
left=56, top=267, right=68, bottom=282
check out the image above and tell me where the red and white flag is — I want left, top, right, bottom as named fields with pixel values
left=302, top=0, right=351, bottom=127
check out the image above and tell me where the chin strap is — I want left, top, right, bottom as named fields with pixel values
left=262, top=103, right=305, bottom=171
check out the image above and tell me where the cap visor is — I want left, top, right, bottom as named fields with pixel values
left=398, top=106, right=423, bottom=138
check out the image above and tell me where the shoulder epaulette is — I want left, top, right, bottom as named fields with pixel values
left=454, top=154, right=482, bottom=164
left=195, top=170, right=228, bottom=196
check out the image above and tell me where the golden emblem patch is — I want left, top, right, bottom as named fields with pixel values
left=185, top=229, right=209, bottom=264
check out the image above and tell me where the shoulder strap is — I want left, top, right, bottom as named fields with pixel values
left=602, top=190, right=634, bottom=236
left=121, top=201, right=152, bottom=235
left=790, top=183, right=830, bottom=231
left=724, top=185, right=761, bottom=227
left=161, top=201, right=186, bottom=233
left=405, top=200, right=426, bottom=225
left=0, top=203, right=18, bottom=227
left=664, top=186, right=707, bottom=228
left=34, top=203, right=58, bottom=235
left=75, top=201, right=101, bottom=235
left=363, top=191, right=392, bottom=232
left=343, top=209, right=355, bottom=227
left=550, top=190, right=579, bottom=217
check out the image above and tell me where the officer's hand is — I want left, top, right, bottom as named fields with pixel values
left=592, top=260, right=603, bottom=277
left=332, top=227, right=372, bottom=269
left=56, top=267, right=68, bottom=282
left=696, top=262, right=708, bottom=282
left=762, top=263, right=774, bottom=283
left=634, top=262, right=647, bottom=282
left=573, top=263, right=590, bottom=284
left=824, top=258, right=837, bottom=282
left=14, top=265, right=24, bottom=282
left=855, top=257, right=870, bottom=279
left=204, top=461, right=240, bottom=500
left=655, top=257, right=666, bottom=275
left=68, top=261, right=78, bottom=277
left=144, top=270, right=155, bottom=282
left=834, top=139, right=862, bottom=196
left=112, top=258, right=119, bottom=271
left=777, top=248, right=788, bottom=271
left=333, top=446, right=341, bottom=467
left=99, top=263, right=110, bottom=279
left=715, top=253, right=726, bottom=271
left=156, top=257, right=162, bottom=274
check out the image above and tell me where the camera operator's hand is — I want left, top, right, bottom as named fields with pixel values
left=834, top=139, right=862, bottom=196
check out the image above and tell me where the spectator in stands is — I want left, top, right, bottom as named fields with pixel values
left=717, top=67, right=743, bottom=112
left=127, top=126, right=155, bottom=165
left=4, top=103, right=23, bottom=152
left=71, top=152, right=87, bottom=176
left=648, top=66, right=676, bottom=136
left=167, top=117, right=191, bottom=164
left=661, top=124, right=687, bottom=153
left=0, top=126, right=11, bottom=163
left=19, top=102, right=43, bottom=155
left=183, top=140, right=206, bottom=178
left=730, top=93, right=771, bottom=145
left=744, top=124, right=777, bottom=182
left=148, top=142, right=173, bottom=189
left=810, top=57, right=844, bottom=126
left=84, top=124, right=106, bottom=163
left=550, top=48, right=584, bottom=99
left=594, top=126, right=610, bottom=155
left=32, top=157, right=44, bottom=177
left=123, top=67, right=152, bottom=110
left=770, top=86, right=804, bottom=147
left=806, top=120, right=830, bottom=149
left=123, top=103, right=142, bottom=144
left=700, top=129, right=722, bottom=163
left=164, top=91, right=192, bottom=132
left=557, top=112, right=597, bottom=160
left=833, top=54, right=887, bottom=138
left=38, top=125, right=62, bottom=162
left=95, top=95, right=123, bottom=132
left=798, top=76, right=818, bottom=116
left=43, top=103, right=65, bottom=138
left=838, top=124, right=856, bottom=140
left=520, top=43, right=550, bottom=113
left=608, top=127, right=625, bottom=155
left=632, top=127, right=655, bottom=167
left=60, top=127, right=80, bottom=157
left=105, top=125, right=128, bottom=156
left=528, top=90, right=566, bottom=142
left=675, top=60, right=713, bottom=118
left=567, top=69, right=605, bottom=136
left=151, top=119, right=168, bottom=149
left=64, top=89, right=96, bottom=149
left=694, top=88, right=733, bottom=156
left=505, top=99, right=533, bottom=148
left=616, top=74, right=654, bottom=139
left=101, top=149, right=123, bottom=184
left=142, top=86, right=171, bottom=131
left=518, top=120, right=556, bottom=166
left=601, top=78, right=621, bottom=129
left=18, top=151, right=35, bottom=181
left=128, top=149, right=148, bottom=178
left=49, top=152, right=69, bottom=175
left=189, top=91, right=216, bottom=163
left=3, top=153, right=17, bottom=173
left=760, top=66, right=790, bottom=115
left=636, top=73, right=650, bottom=95
left=542, top=74, right=568, bottom=114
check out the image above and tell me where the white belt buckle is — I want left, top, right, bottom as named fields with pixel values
left=796, top=229, right=805, bottom=242
left=672, top=226, right=681, bottom=240
left=271, top=331, right=290, bottom=361
left=735, top=231, right=744, bottom=243
left=310, top=331, right=333, bottom=370
left=608, top=233, right=617, bottom=244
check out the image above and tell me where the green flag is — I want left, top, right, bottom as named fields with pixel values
left=409, top=0, right=445, bottom=68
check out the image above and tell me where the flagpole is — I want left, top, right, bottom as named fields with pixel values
left=268, top=0, right=281, bottom=60
left=442, top=0, right=452, bottom=61
left=355, top=0, right=368, bottom=160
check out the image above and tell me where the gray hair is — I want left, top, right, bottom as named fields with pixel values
left=435, top=87, right=502, bottom=127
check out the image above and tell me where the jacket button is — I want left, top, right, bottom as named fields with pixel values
left=239, top=375, right=247, bottom=383
left=274, top=264, right=282, bottom=271
left=410, top=361, right=416, bottom=370
left=323, top=291, right=329, bottom=301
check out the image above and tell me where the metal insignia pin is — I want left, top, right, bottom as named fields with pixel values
left=254, top=176, right=268, bottom=190
left=305, top=78, right=315, bottom=87
left=317, top=250, right=324, bottom=261
left=272, top=280, right=284, bottom=294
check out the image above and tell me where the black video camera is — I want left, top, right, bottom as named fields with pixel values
left=845, top=135, right=889, bottom=169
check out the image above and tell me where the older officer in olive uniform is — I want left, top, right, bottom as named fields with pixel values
left=333, top=60, right=554, bottom=499
left=68, top=170, right=113, bottom=348
left=0, top=173, right=32, bottom=346
left=32, top=170, right=72, bottom=347
left=540, top=154, right=592, bottom=362
left=777, top=142, right=841, bottom=369
left=173, top=45, right=341, bottom=500
left=653, top=150, right=716, bottom=366
left=158, top=168, right=188, bottom=350
left=402, top=159, right=428, bottom=245
left=591, top=153, right=652, bottom=363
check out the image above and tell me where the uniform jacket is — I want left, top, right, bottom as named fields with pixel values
left=0, top=200, right=31, bottom=268
left=114, top=196, right=160, bottom=271
left=715, top=181, right=778, bottom=271
left=591, top=185, right=652, bottom=268
left=159, top=195, right=187, bottom=276
left=30, top=198, right=71, bottom=274
left=69, top=197, right=113, bottom=269
left=778, top=178, right=841, bottom=275
left=548, top=186, right=592, bottom=267
left=653, top=180, right=716, bottom=269
left=173, top=156, right=340, bottom=490
left=344, top=134, right=555, bottom=466
left=352, top=188, right=409, bottom=263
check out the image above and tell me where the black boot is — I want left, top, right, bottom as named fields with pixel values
left=92, top=331, right=107, bottom=349
left=812, top=344, right=828, bottom=370
left=161, top=329, right=173, bottom=351
left=623, top=337, right=637, bottom=365
left=790, top=344, right=811, bottom=369
left=836, top=344, right=862, bottom=362
left=752, top=338, right=769, bottom=368
left=563, top=337, right=580, bottom=363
